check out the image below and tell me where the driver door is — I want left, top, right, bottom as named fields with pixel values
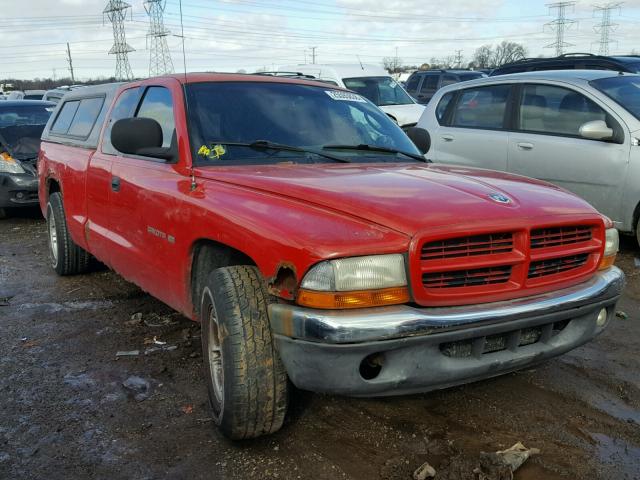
left=507, top=83, right=630, bottom=223
left=106, top=84, right=185, bottom=304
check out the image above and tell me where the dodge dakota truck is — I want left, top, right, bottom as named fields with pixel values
left=38, top=74, right=625, bottom=440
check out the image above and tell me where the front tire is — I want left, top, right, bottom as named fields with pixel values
left=46, top=192, right=91, bottom=275
left=200, top=266, right=289, bottom=439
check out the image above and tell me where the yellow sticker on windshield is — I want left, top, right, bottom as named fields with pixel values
left=212, top=144, right=226, bottom=159
left=198, top=144, right=226, bottom=160
left=197, top=145, right=211, bottom=157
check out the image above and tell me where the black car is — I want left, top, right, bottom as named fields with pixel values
left=404, top=70, right=487, bottom=104
left=0, top=100, right=54, bottom=218
left=490, top=53, right=640, bottom=76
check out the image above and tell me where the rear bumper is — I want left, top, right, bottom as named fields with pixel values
left=0, top=172, right=39, bottom=208
left=268, top=267, right=624, bottom=396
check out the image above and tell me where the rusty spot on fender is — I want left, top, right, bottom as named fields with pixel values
left=268, top=262, right=298, bottom=300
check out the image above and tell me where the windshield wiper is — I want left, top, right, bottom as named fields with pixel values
left=212, top=140, right=351, bottom=163
left=322, top=143, right=429, bottom=162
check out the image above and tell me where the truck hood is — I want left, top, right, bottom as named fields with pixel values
left=196, top=163, right=600, bottom=236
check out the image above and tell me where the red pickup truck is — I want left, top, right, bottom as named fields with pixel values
left=39, top=74, right=624, bottom=440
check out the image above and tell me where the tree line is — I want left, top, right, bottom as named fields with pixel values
left=384, top=41, right=529, bottom=73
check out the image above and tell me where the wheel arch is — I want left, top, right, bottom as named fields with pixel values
left=189, top=238, right=257, bottom=318
left=45, top=177, right=62, bottom=205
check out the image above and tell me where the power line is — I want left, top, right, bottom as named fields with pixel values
left=545, top=1, right=577, bottom=56
left=103, top=0, right=135, bottom=80
left=145, top=0, right=174, bottom=76
left=594, top=2, right=623, bottom=55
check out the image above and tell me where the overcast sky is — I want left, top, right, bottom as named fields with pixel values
left=3, top=0, right=640, bottom=81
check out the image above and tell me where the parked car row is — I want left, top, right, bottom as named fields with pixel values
left=1, top=85, right=85, bottom=104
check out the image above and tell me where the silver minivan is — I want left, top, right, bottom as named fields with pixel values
left=415, top=70, right=640, bottom=245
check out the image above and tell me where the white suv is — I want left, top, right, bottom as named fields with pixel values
left=414, top=70, right=640, bottom=245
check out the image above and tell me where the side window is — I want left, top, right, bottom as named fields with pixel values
left=136, top=87, right=175, bottom=148
left=420, top=75, right=439, bottom=94
left=440, top=74, right=459, bottom=87
left=436, top=92, right=454, bottom=124
left=451, top=85, right=511, bottom=129
left=102, top=88, right=140, bottom=155
left=50, top=100, right=79, bottom=134
left=67, top=97, right=105, bottom=138
left=406, top=75, right=420, bottom=93
left=519, top=84, right=608, bottom=136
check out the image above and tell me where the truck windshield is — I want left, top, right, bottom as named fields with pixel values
left=185, top=81, right=420, bottom=165
left=343, top=76, right=414, bottom=106
left=590, top=75, right=640, bottom=120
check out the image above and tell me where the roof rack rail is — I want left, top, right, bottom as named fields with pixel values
left=503, top=57, right=537, bottom=64
left=558, top=52, right=596, bottom=58
left=254, top=71, right=316, bottom=78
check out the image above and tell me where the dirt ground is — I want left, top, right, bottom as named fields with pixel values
left=1, top=209, right=639, bottom=480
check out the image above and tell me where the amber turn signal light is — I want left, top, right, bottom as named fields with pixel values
left=598, top=254, right=616, bottom=271
left=297, top=287, right=410, bottom=309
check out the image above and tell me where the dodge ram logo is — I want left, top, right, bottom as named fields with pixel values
left=489, top=193, right=511, bottom=204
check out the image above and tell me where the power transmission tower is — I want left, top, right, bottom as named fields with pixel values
left=309, top=46, right=317, bottom=64
left=144, top=0, right=173, bottom=77
left=545, top=2, right=577, bottom=56
left=66, top=43, right=75, bottom=83
left=593, top=3, right=623, bottom=55
left=455, top=50, right=463, bottom=68
left=104, top=0, right=135, bottom=80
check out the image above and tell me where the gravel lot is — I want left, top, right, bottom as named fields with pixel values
left=1, top=209, right=639, bottom=480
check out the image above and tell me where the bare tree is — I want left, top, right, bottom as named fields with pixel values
left=473, top=45, right=493, bottom=69
left=382, top=56, right=403, bottom=73
left=472, top=41, right=527, bottom=68
left=491, top=41, right=528, bottom=66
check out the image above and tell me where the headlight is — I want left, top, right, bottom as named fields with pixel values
left=301, top=254, right=407, bottom=291
left=599, top=228, right=618, bottom=270
left=298, top=254, right=409, bottom=309
left=0, top=152, right=25, bottom=174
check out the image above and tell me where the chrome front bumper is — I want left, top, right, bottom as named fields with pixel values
left=268, top=268, right=625, bottom=396
left=269, top=268, right=625, bottom=344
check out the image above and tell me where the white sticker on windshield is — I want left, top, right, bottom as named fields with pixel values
left=325, top=90, right=366, bottom=102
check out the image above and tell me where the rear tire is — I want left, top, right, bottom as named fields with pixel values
left=46, top=192, right=91, bottom=275
left=200, top=265, right=289, bottom=439
left=0, top=208, right=6, bottom=219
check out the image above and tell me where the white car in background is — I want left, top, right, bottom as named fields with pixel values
left=277, top=63, right=425, bottom=128
left=7, top=90, right=46, bottom=100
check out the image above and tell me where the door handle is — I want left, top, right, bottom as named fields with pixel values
left=111, top=176, right=120, bottom=192
left=441, top=134, right=454, bottom=142
left=517, top=142, right=534, bottom=150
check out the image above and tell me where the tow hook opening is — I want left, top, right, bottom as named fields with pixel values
left=359, top=352, right=385, bottom=380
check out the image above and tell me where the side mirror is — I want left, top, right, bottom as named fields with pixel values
left=405, top=126, right=431, bottom=154
left=579, top=120, right=614, bottom=141
left=111, top=117, right=174, bottom=160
